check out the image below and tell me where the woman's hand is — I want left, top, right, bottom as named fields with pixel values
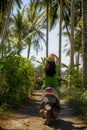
left=49, top=54, right=60, bottom=64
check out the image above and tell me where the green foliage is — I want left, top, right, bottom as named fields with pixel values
left=61, top=87, right=87, bottom=120
left=0, top=54, right=36, bottom=109
left=0, top=107, right=4, bottom=117
left=82, top=90, right=87, bottom=103
left=62, top=63, right=82, bottom=88
left=70, top=69, right=82, bottom=88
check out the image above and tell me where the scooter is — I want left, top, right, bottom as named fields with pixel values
left=40, top=86, right=60, bottom=125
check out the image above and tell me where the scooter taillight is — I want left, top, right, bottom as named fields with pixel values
left=45, top=88, right=54, bottom=93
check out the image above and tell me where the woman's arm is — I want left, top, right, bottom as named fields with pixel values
left=49, top=54, right=60, bottom=64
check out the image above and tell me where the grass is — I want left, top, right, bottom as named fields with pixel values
left=61, top=87, right=87, bottom=120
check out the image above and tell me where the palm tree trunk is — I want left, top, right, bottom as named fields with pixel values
left=59, top=0, right=62, bottom=78
left=82, top=0, right=87, bottom=89
left=27, top=44, right=31, bottom=59
left=1, top=0, right=13, bottom=57
left=76, top=52, right=79, bottom=71
left=77, top=51, right=79, bottom=70
left=70, top=0, right=74, bottom=69
left=70, top=0, right=75, bottom=87
left=46, top=1, right=49, bottom=58
left=17, top=34, right=21, bottom=55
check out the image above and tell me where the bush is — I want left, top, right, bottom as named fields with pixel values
left=0, top=54, right=36, bottom=108
left=61, top=87, right=87, bottom=120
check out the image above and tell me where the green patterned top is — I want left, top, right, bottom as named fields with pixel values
left=41, top=65, right=60, bottom=92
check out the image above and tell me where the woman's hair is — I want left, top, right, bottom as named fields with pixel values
left=44, top=60, right=56, bottom=77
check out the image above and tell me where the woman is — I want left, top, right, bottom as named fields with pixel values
left=41, top=54, right=60, bottom=93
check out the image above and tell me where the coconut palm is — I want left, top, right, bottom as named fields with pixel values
left=58, top=0, right=62, bottom=78
left=45, top=0, right=58, bottom=57
left=61, top=0, right=81, bottom=69
left=57, top=0, right=70, bottom=77
left=62, top=0, right=81, bottom=41
left=0, top=0, right=22, bottom=57
left=82, top=0, right=87, bottom=89
left=0, top=0, right=13, bottom=57
left=70, top=0, right=82, bottom=72
left=9, top=8, right=27, bottom=55
left=33, top=0, right=58, bottom=58
left=25, top=1, right=45, bottom=58
left=74, top=21, right=82, bottom=69
left=70, top=0, right=75, bottom=72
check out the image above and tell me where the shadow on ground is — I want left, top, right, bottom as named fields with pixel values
left=0, top=90, right=87, bottom=130
left=15, top=99, right=41, bottom=118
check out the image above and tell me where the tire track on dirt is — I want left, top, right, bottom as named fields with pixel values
left=0, top=90, right=87, bottom=130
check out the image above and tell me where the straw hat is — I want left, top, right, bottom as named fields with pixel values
left=46, top=56, right=55, bottom=62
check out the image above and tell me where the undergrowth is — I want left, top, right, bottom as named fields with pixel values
left=61, top=87, right=87, bottom=120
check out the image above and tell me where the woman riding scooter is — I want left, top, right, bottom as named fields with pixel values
left=40, top=54, right=61, bottom=123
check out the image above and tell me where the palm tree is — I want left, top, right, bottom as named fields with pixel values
left=62, top=0, right=81, bottom=40
left=60, top=0, right=81, bottom=86
left=58, top=0, right=62, bottom=78
left=70, top=0, right=75, bottom=71
left=0, top=0, right=13, bottom=57
left=33, top=0, right=58, bottom=58
left=36, top=0, right=49, bottom=58
left=25, top=1, right=45, bottom=58
left=74, top=22, right=82, bottom=70
left=46, top=0, right=58, bottom=57
left=46, top=1, right=49, bottom=58
left=9, top=8, right=26, bottom=55
left=57, top=0, right=70, bottom=77
left=0, top=0, right=22, bottom=57
left=82, top=0, right=87, bottom=89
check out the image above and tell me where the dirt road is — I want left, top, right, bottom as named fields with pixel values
left=0, top=90, right=87, bottom=130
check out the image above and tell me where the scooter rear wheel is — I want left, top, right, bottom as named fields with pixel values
left=45, top=109, right=51, bottom=125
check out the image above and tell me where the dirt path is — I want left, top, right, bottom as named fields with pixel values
left=0, top=90, right=87, bottom=130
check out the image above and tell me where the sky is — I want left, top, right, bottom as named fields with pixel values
left=21, top=24, right=70, bottom=65
left=14, top=0, right=70, bottom=65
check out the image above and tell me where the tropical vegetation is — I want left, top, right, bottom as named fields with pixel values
left=0, top=0, right=87, bottom=120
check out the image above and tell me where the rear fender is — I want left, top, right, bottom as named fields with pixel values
left=42, top=95, right=57, bottom=104
left=42, top=87, right=59, bottom=101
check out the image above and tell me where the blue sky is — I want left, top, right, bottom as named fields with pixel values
left=14, top=0, right=70, bottom=65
